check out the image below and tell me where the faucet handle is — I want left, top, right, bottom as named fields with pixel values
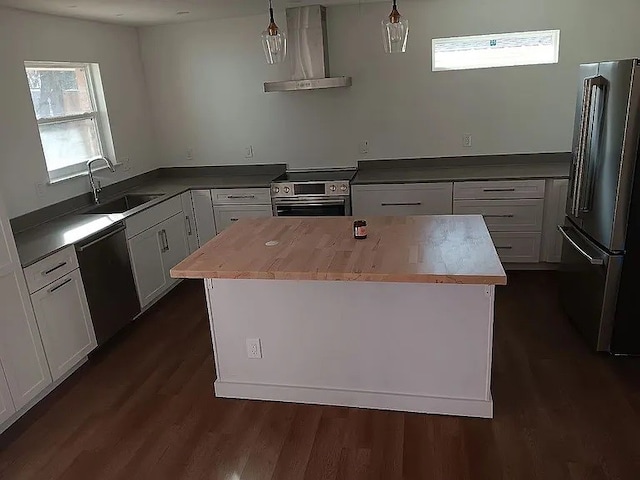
left=96, top=179, right=102, bottom=191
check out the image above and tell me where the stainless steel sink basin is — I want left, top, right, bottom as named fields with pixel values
left=85, top=194, right=164, bottom=214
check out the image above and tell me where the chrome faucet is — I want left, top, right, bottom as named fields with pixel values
left=87, top=157, right=116, bottom=204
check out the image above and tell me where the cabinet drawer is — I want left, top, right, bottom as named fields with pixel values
left=125, top=195, right=183, bottom=239
left=490, top=232, right=541, bottom=263
left=453, top=199, right=544, bottom=232
left=214, top=205, right=273, bottom=232
left=352, top=183, right=453, bottom=216
left=454, top=180, right=546, bottom=200
left=24, top=246, right=78, bottom=294
left=212, top=188, right=271, bottom=205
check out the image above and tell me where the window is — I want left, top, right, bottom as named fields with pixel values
left=25, top=62, right=111, bottom=182
left=432, top=30, right=560, bottom=72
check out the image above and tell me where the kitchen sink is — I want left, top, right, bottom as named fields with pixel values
left=85, top=194, right=164, bottom=214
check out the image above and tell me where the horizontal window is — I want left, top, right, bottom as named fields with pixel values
left=25, top=62, right=110, bottom=182
left=432, top=30, right=560, bottom=72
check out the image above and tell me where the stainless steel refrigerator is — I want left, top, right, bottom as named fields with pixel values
left=559, top=58, right=640, bottom=354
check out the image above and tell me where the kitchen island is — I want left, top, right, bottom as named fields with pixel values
left=171, top=215, right=506, bottom=418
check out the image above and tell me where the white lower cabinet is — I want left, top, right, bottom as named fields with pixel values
left=181, top=191, right=198, bottom=254
left=30, top=269, right=96, bottom=382
left=490, top=232, right=542, bottom=263
left=0, top=192, right=52, bottom=417
left=214, top=204, right=273, bottom=232
left=352, top=183, right=453, bottom=216
left=129, top=226, right=166, bottom=307
left=0, top=361, right=16, bottom=425
left=192, top=190, right=217, bottom=247
left=128, top=212, right=190, bottom=309
left=161, top=213, right=190, bottom=288
left=541, top=179, right=569, bottom=263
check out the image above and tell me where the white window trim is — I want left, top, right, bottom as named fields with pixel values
left=25, top=61, right=116, bottom=183
left=432, top=29, right=561, bottom=72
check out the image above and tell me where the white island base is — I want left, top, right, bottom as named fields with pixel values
left=205, top=278, right=495, bottom=419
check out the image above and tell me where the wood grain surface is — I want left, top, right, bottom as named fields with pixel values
left=1, top=274, right=639, bottom=479
left=171, top=215, right=507, bottom=285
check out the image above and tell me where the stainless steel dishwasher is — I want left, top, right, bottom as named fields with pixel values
left=76, top=223, right=141, bottom=345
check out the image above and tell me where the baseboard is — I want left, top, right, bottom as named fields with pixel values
left=504, top=262, right=559, bottom=271
left=0, top=357, right=88, bottom=435
left=214, top=380, right=493, bottom=419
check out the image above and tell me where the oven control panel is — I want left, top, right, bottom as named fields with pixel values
left=271, top=181, right=351, bottom=198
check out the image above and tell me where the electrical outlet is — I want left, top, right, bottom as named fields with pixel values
left=359, top=140, right=369, bottom=155
left=462, top=134, right=473, bottom=148
left=246, top=338, right=262, bottom=359
left=186, top=148, right=194, bottom=162
left=244, top=145, right=254, bottom=159
left=123, top=157, right=132, bottom=172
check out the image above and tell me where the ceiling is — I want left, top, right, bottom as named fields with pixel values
left=0, top=0, right=384, bottom=26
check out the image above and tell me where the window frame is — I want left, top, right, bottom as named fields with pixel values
left=24, top=61, right=107, bottom=182
left=431, top=29, right=561, bottom=72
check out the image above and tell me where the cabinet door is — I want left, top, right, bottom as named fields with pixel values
left=30, top=270, right=97, bottom=382
left=192, top=190, right=217, bottom=247
left=0, top=195, right=51, bottom=410
left=128, top=227, right=167, bottom=308
left=541, top=179, right=569, bottom=263
left=352, top=183, right=453, bottom=216
left=161, top=213, right=190, bottom=287
left=214, top=205, right=273, bottom=232
left=0, top=361, right=16, bottom=425
left=181, top=191, right=198, bottom=254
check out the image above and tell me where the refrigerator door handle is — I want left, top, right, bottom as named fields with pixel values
left=573, top=75, right=607, bottom=216
left=558, top=225, right=605, bottom=265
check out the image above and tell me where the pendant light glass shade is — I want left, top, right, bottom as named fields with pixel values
left=382, top=0, right=409, bottom=53
left=262, top=0, right=286, bottom=65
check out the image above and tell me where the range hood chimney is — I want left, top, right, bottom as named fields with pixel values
left=264, top=5, right=352, bottom=92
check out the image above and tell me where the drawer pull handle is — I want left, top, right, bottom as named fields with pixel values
left=49, top=277, right=72, bottom=294
left=185, top=215, right=193, bottom=235
left=42, top=261, right=67, bottom=276
left=483, top=214, right=515, bottom=218
left=227, top=195, right=256, bottom=199
left=230, top=218, right=239, bottom=222
left=496, top=245, right=513, bottom=250
left=483, top=188, right=516, bottom=192
left=381, top=202, right=422, bottom=207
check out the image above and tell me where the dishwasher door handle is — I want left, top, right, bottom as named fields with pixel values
left=77, top=225, right=127, bottom=252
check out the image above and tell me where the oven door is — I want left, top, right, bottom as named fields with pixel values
left=274, top=198, right=348, bottom=217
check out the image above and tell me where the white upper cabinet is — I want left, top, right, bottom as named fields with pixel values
left=0, top=192, right=52, bottom=411
left=0, top=361, right=15, bottom=425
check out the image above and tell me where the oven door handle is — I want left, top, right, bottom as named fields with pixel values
left=274, top=199, right=346, bottom=206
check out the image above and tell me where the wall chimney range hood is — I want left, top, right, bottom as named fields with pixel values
left=264, top=5, right=352, bottom=92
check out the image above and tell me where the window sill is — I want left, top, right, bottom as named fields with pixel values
left=48, top=162, right=121, bottom=185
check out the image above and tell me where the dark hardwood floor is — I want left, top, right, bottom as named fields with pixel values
left=1, top=272, right=640, bottom=479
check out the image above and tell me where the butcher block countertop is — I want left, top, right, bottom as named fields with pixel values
left=171, top=216, right=506, bottom=285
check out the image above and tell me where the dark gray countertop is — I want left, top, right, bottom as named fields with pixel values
left=14, top=172, right=283, bottom=268
left=14, top=155, right=572, bottom=267
left=352, top=153, right=571, bottom=185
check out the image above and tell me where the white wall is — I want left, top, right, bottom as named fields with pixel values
left=0, top=7, right=156, bottom=218
left=139, top=0, right=640, bottom=170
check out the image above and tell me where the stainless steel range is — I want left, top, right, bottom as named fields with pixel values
left=271, top=170, right=356, bottom=217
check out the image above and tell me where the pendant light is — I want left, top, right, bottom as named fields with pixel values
left=262, top=0, right=287, bottom=65
left=382, top=0, right=409, bottom=54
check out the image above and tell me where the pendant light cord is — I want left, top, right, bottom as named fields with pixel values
left=268, top=0, right=275, bottom=23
